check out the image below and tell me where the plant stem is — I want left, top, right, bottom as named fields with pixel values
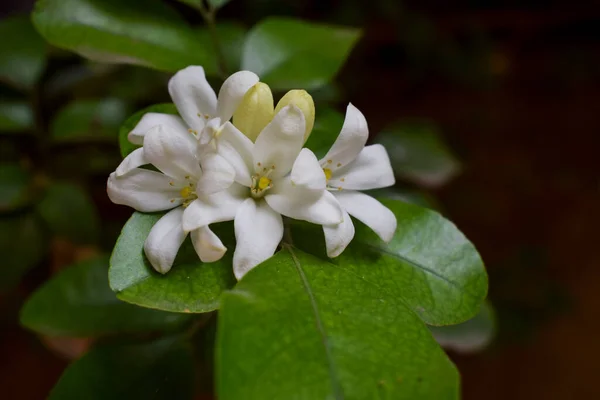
left=196, top=1, right=228, bottom=79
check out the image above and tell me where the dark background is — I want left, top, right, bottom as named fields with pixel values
left=2, top=0, right=600, bottom=398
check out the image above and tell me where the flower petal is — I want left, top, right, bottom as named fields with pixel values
left=233, top=198, right=283, bottom=280
left=329, top=144, right=395, bottom=190
left=335, top=191, right=397, bottom=242
left=143, top=125, right=201, bottom=180
left=253, top=105, right=305, bottom=178
left=266, top=179, right=343, bottom=225
left=107, top=170, right=182, bottom=212
left=144, top=207, right=187, bottom=274
left=196, top=153, right=236, bottom=195
left=323, top=209, right=355, bottom=258
left=216, top=71, right=259, bottom=122
left=217, top=122, right=253, bottom=186
left=128, top=113, right=189, bottom=145
left=191, top=226, right=227, bottom=263
left=320, top=103, right=368, bottom=170
left=182, top=184, right=247, bottom=232
left=168, top=66, right=217, bottom=133
left=290, top=148, right=326, bottom=192
left=115, top=147, right=147, bottom=177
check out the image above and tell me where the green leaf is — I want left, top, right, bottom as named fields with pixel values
left=32, top=0, right=214, bottom=73
left=304, top=106, right=344, bottom=159
left=21, top=255, right=191, bottom=336
left=0, top=102, right=34, bottom=132
left=430, top=301, right=496, bottom=353
left=49, top=337, right=195, bottom=400
left=375, top=121, right=461, bottom=188
left=242, top=17, right=361, bottom=90
left=292, top=199, right=488, bottom=326
left=0, top=213, right=48, bottom=292
left=178, top=0, right=231, bottom=9
left=119, top=103, right=178, bottom=158
left=0, top=15, right=46, bottom=89
left=365, top=187, right=441, bottom=210
left=217, top=248, right=459, bottom=399
left=0, top=163, right=33, bottom=212
left=109, top=212, right=236, bottom=313
left=197, top=22, right=247, bottom=72
left=51, top=98, right=129, bottom=142
left=36, top=182, right=101, bottom=244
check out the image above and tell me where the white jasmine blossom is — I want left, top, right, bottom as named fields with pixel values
left=319, top=104, right=397, bottom=257
left=116, top=66, right=259, bottom=177
left=182, top=105, right=343, bottom=279
left=108, top=124, right=230, bottom=274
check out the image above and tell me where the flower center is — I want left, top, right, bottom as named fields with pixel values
left=250, top=164, right=275, bottom=198
left=170, top=177, right=197, bottom=207
left=323, top=168, right=332, bottom=181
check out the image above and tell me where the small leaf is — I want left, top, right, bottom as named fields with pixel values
left=0, top=102, right=34, bottom=132
left=304, top=106, right=344, bottom=159
left=242, top=17, right=361, bottom=90
left=292, top=199, right=488, bottom=326
left=0, top=163, right=33, bottom=212
left=197, top=22, right=246, bottom=72
left=376, top=121, right=461, bottom=188
left=37, top=182, right=101, bottom=244
left=0, top=15, right=46, bottom=89
left=49, top=337, right=195, bottom=400
left=51, top=98, right=129, bottom=142
left=365, top=187, right=440, bottom=210
left=430, top=301, right=496, bottom=353
left=20, top=255, right=191, bottom=336
left=0, top=213, right=48, bottom=292
left=109, top=212, right=236, bottom=313
left=32, top=0, right=215, bottom=73
left=217, top=248, right=459, bottom=399
left=118, top=103, right=178, bottom=158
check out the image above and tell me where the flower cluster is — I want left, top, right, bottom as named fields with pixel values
left=108, top=66, right=397, bottom=280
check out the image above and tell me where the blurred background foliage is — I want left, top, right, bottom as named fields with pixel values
left=1, top=0, right=599, bottom=398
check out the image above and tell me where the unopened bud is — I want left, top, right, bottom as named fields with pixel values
left=274, top=90, right=315, bottom=142
left=233, top=82, right=274, bottom=142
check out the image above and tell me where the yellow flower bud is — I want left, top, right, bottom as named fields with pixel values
left=233, top=82, right=274, bottom=142
left=274, top=90, right=315, bottom=142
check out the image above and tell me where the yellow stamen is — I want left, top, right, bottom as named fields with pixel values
left=258, top=176, right=272, bottom=190
left=323, top=168, right=332, bottom=181
left=180, top=187, right=193, bottom=198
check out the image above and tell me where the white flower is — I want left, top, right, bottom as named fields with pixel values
left=108, top=124, right=231, bottom=274
left=115, top=66, right=259, bottom=177
left=319, top=104, right=397, bottom=257
left=182, top=105, right=343, bottom=279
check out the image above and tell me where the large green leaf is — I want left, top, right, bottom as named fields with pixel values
left=0, top=163, right=33, bottom=212
left=217, top=248, right=459, bottom=399
left=32, top=0, right=214, bottom=73
left=0, top=102, right=34, bottom=132
left=375, top=121, right=461, bottom=188
left=430, top=301, right=495, bottom=353
left=21, top=256, right=191, bottom=336
left=0, top=15, right=46, bottom=89
left=0, top=213, right=48, bottom=292
left=49, top=337, right=195, bottom=400
left=242, top=17, right=361, bottom=90
left=109, top=212, right=236, bottom=313
left=292, top=199, right=488, bottom=326
left=37, top=182, right=100, bottom=244
left=51, top=98, right=129, bottom=142
left=118, top=103, right=178, bottom=158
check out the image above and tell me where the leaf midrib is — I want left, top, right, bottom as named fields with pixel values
left=286, top=246, right=344, bottom=400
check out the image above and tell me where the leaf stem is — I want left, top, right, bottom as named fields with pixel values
left=195, top=1, right=228, bottom=78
